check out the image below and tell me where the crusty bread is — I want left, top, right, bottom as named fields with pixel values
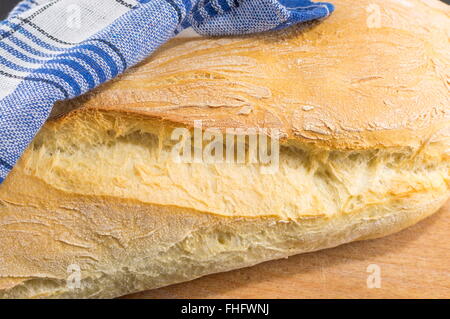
left=0, top=0, right=449, bottom=298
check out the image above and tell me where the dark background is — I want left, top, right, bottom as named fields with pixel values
left=1, top=0, right=450, bottom=19
left=1, top=0, right=21, bottom=18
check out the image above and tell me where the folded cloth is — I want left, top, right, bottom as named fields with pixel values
left=0, top=0, right=334, bottom=183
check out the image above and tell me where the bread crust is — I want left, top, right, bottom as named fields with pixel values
left=52, top=0, right=450, bottom=150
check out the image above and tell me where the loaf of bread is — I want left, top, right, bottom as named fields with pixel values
left=0, top=0, right=448, bottom=298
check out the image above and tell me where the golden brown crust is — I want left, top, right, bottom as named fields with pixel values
left=54, top=0, right=450, bottom=150
left=0, top=0, right=449, bottom=299
left=0, top=167, right=448, bottom=298
left=0, top=105, right=447, bottom=298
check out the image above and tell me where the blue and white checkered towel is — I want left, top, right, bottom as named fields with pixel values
left=0, top=0, right=334, bottom=183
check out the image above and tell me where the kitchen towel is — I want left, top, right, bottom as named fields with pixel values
left=0, top=0, right=333, bottom=183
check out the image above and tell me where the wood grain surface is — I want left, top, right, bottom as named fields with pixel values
left=125, top=200, right=450, bottom=299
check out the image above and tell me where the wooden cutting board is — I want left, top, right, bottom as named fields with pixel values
left=126, top=200, right=450, bottom=299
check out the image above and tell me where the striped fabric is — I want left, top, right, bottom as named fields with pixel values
left=0, top=0, right=333, bottom=183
